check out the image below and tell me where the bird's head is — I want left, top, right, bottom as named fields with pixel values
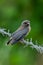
left=21, top=20, right=30, bottom=27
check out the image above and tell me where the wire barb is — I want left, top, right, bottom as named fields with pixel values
left=0, top=28, right=11, bottom=37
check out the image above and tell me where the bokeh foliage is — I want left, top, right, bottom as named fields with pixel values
left=0, top=0, right=43, bottom=65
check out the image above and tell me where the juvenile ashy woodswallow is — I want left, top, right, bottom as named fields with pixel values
left=7, top=20, right=31, bottom=45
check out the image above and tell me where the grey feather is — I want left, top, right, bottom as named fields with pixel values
left=12, top=28, right=28, bottom=39
left=7, top=27, right=29, bottom=45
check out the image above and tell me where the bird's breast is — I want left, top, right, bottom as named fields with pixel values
left=26, top=26, right=31, bottom=36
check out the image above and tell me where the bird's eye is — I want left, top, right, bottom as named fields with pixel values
left=24, top=22, right=27, bottom=24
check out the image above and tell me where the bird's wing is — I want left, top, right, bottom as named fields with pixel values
left=12, top=28, right=28, bottom=40
left=11, top=25, right=24, bottom=37
left=12, top=28, right=28, bottom=41
left=7, top=28, right=28, bottom=45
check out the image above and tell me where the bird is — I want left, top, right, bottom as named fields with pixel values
left=7, top=20, right=31, bottom=45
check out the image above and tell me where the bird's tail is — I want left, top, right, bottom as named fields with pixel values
left=7, top=39, right=12, bottom=45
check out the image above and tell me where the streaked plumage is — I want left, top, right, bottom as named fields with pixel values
left=7, top=20, right=31, bottom=45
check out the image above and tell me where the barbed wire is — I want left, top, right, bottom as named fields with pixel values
left=0, top=28, right=43, bottom=54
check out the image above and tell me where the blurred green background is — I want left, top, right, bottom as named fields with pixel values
left=0, top=0, right=43, bottom=65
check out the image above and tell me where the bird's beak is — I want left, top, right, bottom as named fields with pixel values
left=27, top=23, right=30, bottom=26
